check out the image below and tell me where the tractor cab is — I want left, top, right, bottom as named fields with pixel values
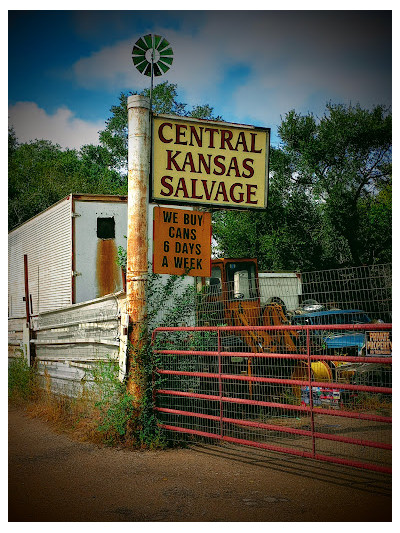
left=202, top=258, right=259, bottom=300
left=197, top=258, right=296, bottom=354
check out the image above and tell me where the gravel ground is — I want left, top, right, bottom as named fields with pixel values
left=8, top=405, right=391, bottom=522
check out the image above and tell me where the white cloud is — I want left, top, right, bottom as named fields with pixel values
left=8, top=102, right=103, bottom=150
left=6, top=8, right=390, bottom=183
left=72, top=40, right=145, bottom=92
left=70, top=10, right=390, bottom=128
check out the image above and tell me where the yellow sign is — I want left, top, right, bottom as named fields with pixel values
left=153, top=206, right=211, bottom=276
left=152, top=115, right=269, bottom=209
left=366, top=331, right=392, bottom=356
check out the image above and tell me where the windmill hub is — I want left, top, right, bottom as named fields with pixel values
left=145, top=48, right=160, bottom=63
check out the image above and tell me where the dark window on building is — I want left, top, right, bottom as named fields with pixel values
left=97, top=217, right=115, bottom=239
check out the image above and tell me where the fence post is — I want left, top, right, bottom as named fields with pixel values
left=306, top=328, right=316, bottom=456
left=217, top=329, right=223, bottom=438
left=23, top=254, right=32, bottom=365
left=126, top=95, right=151, bottom=404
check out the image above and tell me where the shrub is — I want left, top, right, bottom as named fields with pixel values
left=88, top=359, right=140, bottom=446
left=8, top=354, right=37, bottom=403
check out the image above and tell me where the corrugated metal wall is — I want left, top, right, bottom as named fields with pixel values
left=8, top=195, right=131, bottom=320
left=8, top=197, right=72, bottom=317
left=31, top=292, right=127, bottom=396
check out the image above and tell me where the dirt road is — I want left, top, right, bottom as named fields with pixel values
left=8, top=405, right=391, bottom=522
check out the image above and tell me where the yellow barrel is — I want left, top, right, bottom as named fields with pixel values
left=291, top=361, right=333, bottom=400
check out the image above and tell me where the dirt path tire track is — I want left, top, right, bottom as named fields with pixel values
left=8, top=406, right=391, bottom=522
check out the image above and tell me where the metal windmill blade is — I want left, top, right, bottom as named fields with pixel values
left=132, top=34, right=173, bottom=110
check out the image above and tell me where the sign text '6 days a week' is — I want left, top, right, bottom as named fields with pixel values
left=153, top=206, right=211, bottom=277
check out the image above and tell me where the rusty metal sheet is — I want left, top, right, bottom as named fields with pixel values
left=8, top=196, right=128, bottom=319
left=73, top=199, right=127, bottom=302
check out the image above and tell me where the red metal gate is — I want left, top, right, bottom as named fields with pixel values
left=152, top=324, right=392, bottom=474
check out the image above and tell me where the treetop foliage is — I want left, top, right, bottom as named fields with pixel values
left=8, top=129, right=126, bottom=230
left=8, top=82, right=222, bottom=231
left=214, top=103, right=391, bottom=269
left=278, top=103, right=391, bottom=195
left=99, top=82, right=222, bottom=174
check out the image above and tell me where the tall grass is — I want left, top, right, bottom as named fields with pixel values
left=8, top=354, right=37, bottom=404
left=8, top=272, right=195, bottom=448
left=8, top=356, right=150, bottom=447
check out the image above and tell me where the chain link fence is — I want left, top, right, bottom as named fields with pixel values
left=152, top=262, right=392, bottom=472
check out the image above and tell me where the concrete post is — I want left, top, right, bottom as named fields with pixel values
left=126, top=95, right=151, bottom=401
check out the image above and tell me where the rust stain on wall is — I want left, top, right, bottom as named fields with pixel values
left=96, top=239, right=120, bottom=297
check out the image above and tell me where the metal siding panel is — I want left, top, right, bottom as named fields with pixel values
left=33, top=294, right=122, bottom=395
left=36, top=293, right=119, bottom=329
left=35, top=344, right=119, bottom=361
left=8, top=317, right=25, bottom=358
left=36, top=360, right=114, bottom=397
left=8, top=198, right=72, bottom=317
left=74, top=201, right=127, bottom=303
left=36, top=360, right=89, bottom=397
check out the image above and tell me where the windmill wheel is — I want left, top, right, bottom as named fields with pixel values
left=132, top=34, right=173, bottom=77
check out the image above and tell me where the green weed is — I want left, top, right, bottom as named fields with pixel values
left=8, top=354, right=37, bottom=403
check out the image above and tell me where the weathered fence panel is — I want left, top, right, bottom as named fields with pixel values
left=22, top=292, right=127, bottom=396
left=8, top=317, right=25, bottom=359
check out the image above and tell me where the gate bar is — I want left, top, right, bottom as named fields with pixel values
left=154, top=407, right=391, bottom=450
left=157, top=369, right=392, bottom=394
left=158, top=424, right=391, bottom=474
left=157, top=389, right=391, bottom=423
left=153, top=349, right=392, bottom=364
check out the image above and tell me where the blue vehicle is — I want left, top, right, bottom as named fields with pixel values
left=289, top=309, right=373, bottom=386
left=291, top=309, right=371, bottom=356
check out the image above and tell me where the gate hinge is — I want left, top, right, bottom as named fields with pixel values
left=72, top=271, right=82, bottom=277
left=71, top=212, right=81, bottom=218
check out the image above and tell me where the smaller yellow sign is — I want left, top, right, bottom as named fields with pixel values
left=366, top=330, right=392, bottom=356
left=153, top=206, right=211, bottom=277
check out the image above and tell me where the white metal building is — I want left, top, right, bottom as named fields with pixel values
left=8, top=194, right=128, bottom=318
left=8, top=193, right=197, bottom=388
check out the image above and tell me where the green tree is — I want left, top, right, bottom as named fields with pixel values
left=213, top=103, right=391, bottom=270
left=278, top=102, right=392, bottom=266
left=212, top=147, right=323, bottom=271
left=8, top=136, right=125, bottom=230
left=98, top=81, right=222, bottom=175
left=8, top=82, right=221, bottom=229
left=8, top=126, right=18, bottom=158
left=356, top=182, right=392, bottom=264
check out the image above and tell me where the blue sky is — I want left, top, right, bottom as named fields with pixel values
left=8, top=8, right=392, bottom=150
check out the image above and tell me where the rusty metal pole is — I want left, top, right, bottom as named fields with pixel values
left=126, top=95, right=151, bottom=403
